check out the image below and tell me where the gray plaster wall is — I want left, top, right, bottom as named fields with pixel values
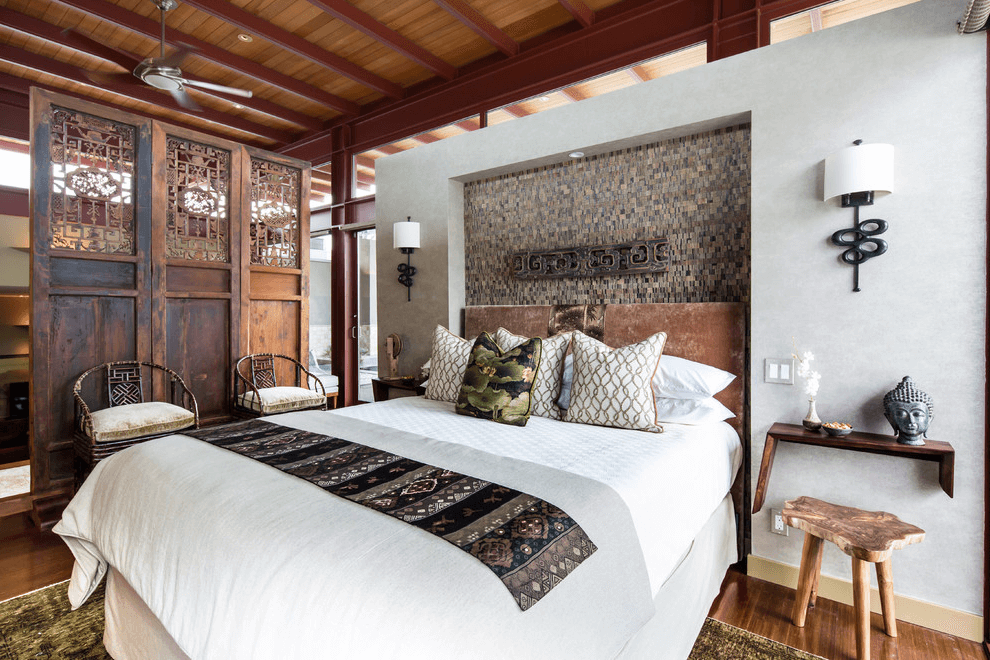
left=374, top=0, right=986, bottom=615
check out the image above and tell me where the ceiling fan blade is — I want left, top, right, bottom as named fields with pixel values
left=85, top=70, right=141, bottom=87
left=182, top=79, right=254, bottom=98
left=157, top=45, right=194, bottom=69
left=62, top=28, right=143, bottom=72
left=170, top=88, right=202, bottom=112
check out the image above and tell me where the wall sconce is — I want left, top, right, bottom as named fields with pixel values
left=393, top=216, right=420, bottom=302
left=824, top=140, right=895, bottom=292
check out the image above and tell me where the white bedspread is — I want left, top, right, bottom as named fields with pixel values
left=53, top=400, right=740, bottom=660
left=333, top=397, right=742, bottom=594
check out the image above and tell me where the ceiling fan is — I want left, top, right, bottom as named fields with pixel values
left=76, top=0, right=253, bottom=111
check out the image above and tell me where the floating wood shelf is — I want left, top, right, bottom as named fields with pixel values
left=753, top=422, right=954, bottom=514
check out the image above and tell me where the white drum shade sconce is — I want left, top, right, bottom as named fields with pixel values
left=824, top=140, right=895, bottom=292
left=394, top=217, right=420, bottom=302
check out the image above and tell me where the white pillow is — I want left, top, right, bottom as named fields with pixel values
left=565, top=331, right=666, bottom=432
left=495, top=328, right=571, bottom=420
left=423, top=326, right=473, bottom=403
left=654, top=397, right=735, bottom=425
left=652, top=355, right=735, bottom=400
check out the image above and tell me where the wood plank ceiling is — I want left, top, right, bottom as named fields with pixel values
left=0, top=0, right=629, bottom=157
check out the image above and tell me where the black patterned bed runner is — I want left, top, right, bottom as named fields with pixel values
left=184, top=419, right=597, bottom=610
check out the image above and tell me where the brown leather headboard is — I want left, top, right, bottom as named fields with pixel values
left=463, top=303, right=747, bottom=437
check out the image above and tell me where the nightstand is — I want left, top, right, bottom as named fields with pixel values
left=372, top=378, right=426, bottom=402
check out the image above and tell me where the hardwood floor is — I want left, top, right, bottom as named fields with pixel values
left=0, top=512, right=74, bottom=602
left=0, top=515, right=984, bottom=660
left=709, top=569, right=985, bottom=660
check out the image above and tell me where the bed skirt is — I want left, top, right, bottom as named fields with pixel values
left=101, top=494, right=736, bottom=660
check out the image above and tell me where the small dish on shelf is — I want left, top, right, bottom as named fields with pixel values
left=822, top=421, right=853, bottom=436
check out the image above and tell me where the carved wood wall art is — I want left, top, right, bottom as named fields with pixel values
left=30, top=89, right=310, bottom=528
left=510, top=238, right=670, bottom=279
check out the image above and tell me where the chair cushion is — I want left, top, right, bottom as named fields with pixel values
left=87, top=402, right=196, bottom=443
left=239, top=386, right=326, bottom=414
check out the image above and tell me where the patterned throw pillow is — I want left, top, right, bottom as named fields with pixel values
left=424, top=325, right=474, bottom=403
left=494, top=328, right=571, bottom=420
left=565, top=330, right=667, bottom=432
left=456, top=333, right=542, bottom=426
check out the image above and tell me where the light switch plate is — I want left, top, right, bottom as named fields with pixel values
left=765, top=358, right=795, bottom=385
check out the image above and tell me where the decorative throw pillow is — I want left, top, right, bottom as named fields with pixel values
left=654, top=397, right=735, bottom=425
left=494, top=328, right=571, bottom=420
left=424, top=326, right=474, bottom=403
left=456, top=333, right=542, bottom=426
left=653, top=355, right=736, bottom=400
left=565, top=331, right=667, bottom=432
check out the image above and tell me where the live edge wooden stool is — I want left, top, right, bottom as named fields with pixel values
left=783, top=497, right=925, bottom=660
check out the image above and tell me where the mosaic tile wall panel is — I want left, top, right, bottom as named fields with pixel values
left=49, top=105, right=136, bottom=255
left=463, top=125, right=750, bottom=306
left=250, top=158, right=300, bottom=268
left=166, top=136, right=231, bottom=262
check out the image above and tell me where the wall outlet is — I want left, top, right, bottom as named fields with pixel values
left=770, top=509, right=789, bottom=536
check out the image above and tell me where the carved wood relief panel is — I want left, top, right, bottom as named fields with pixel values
left=165, top=136, right=231, bottom=262
left=249, top=157, right=300, bottom=268
left=49, top=106, right=136, bottom=255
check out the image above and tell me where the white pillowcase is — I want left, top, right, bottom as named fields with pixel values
left=654, top=397, right=735, bottom=425
left=652, top=355, right=735, bottom=400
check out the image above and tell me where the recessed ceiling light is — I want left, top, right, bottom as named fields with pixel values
left=233, top=103, right=243, bottom=109
left=237, top=33, right=253, bottom=42
left=539, top=96, right=551, bottom=102
left=568, top=151, right=584, bottom=158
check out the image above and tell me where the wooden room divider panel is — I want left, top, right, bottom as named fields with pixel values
left=29, top=90, right=309, bottom=527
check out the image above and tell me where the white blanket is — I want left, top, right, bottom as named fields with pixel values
left=55, top=409, right=677, bottom=660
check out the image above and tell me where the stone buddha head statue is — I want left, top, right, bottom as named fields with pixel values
left=882, top=376, right=933, bottom=446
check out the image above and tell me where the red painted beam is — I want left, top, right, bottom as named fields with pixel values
left=179, top=0, right=403, bottom=99
left=501, top=104, right=531, bottom=118
left=51, top=0, right=359, bottom=116
left=433, top=0, right=519, bottom=57
left=411, top=132, right=440, bottom=144
left=303, top=0, right=457, bottom=80
left=0, top=45, right=295, bottom=144
left=354, top=155, right=376, bottom=169
left=0, top=6, right=326, bottom=133
left=283, top=0, right=714, bottom=159
left=557, top=86, right=588, bottom=102
left=0, top=137, right=29, bottom=154
left=0, top=186, right=29, bottom=217
left=0, top=85, right=30, bottom=141
left=558, top=0, right=596, bottom=27
left=310, top=180, right=333, bottom=195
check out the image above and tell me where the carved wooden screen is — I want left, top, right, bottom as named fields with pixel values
left=153, top=125, right=242, bottom=423
left=31, top=91, right=153, bottom=522
left=30, top=90, right=309, bottom=527
left=244, top=150, right=310, bottom=386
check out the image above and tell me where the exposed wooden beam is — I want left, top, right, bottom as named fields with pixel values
left=501, top=104, right=531, bottom=118
left=0, top=46, right=294, bottom=144
left=0, top=7, right=326, bottom=133
left=51, top=0, right=359, bottom=116
left=411, top=132, right=440, bottom=144
left=432, top=0, right=520, bottom=57
left=626, top=66, right=648, bottom=83
left=303, top=0, right=457, bottom=80
left=179, top=0, right=403, bottom=99
left=354, top=155, right=376, bottom=169
left=310, top=180, right=333, bottom=195
left=374, top=144, right=403, bottom=155
left=558, top=0, right=595, bottom=27
left=557, top=86, right=588, bottom=102
left=356, top=172, right=375, bottom=185
left=454, top=119, right=479, bottom=132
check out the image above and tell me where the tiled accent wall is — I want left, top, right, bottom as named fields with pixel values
left=463, top=125, right=751, bottom=305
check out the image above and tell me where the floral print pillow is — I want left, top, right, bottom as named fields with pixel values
left=455, top=332, right=542, bottom=426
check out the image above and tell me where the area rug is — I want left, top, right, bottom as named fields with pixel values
left=0, top=465, right=29, bottom=500
left=0, top=581, right=825, bottom=660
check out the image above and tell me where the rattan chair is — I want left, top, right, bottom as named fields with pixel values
left=233, top=354, right=327, bottom=417
left=73, top=361, right=199, bottom=469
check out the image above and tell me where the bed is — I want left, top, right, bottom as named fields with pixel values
left=53, top=302, right=748, bottom=660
